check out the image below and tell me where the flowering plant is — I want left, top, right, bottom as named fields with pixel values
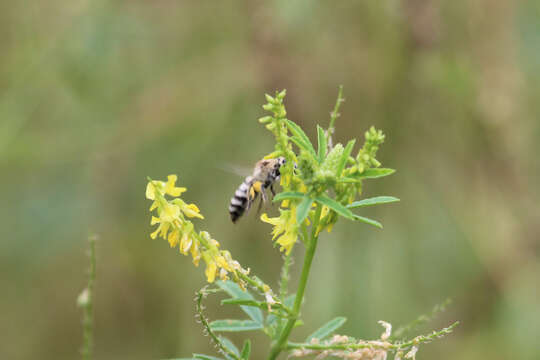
left=145, top=88, right=458, bottom=360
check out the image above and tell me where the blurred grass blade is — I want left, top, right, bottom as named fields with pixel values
left=296, top=196, right=313, bottom=224
left=273, top=191, right=305, bottom=202
left=347, top=196, right=400, bottom=208
left=210, top=319, right=263, bottom=332
left=314, top=195, right=355, bottom=220
left=240, top=340, right=251, bottom=360
left=317, top=125, right=327, bottom=163
left=359, top=168, right=395, bottom=179
left=352, top=214, right=382, bottom=229
left=306, top=317, right=347, bottom=342
left=216, top=281, right=263, bottom=324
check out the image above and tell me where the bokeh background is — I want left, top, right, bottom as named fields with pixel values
left=1, top=1, right=539, bottom=359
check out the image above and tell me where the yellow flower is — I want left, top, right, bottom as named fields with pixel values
left=173, top=199, right=204, bottom=219
left=276, top=229, right=298, bottom=255
left=146, top=175, right=187, bottom=200
left=205, top=259, right=217, bottom=283
left=160, top=203, right=181, bottom=222
left=179, top=223, right=194, bottom=254
left=261, top=207, right=299, bottom=254
left=261, top=211, right=288, bottom=240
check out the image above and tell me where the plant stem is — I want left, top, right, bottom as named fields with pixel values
left=267, top=205, right=323, bottom=360
left=327, top=85, right=344, bottom=148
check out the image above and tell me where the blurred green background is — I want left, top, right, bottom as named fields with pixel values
left=1, top=1, right=539, bottom=359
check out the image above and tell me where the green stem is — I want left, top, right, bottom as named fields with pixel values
left=328, top=85, right=344, bottom=146
left=267, top=205, right=323, bottom=360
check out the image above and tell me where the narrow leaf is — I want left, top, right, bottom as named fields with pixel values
left=273, top=191, right=306, bottom=202
left=288, top=136, right=313, bottom=156
left=359, top=168, right=395, bottom=179
left=317, top=125, right=327, bottom=163
left=336, top=139, right=356, bottom=177
left=347, top=196, right=400, bottom=208
left=221, top=299, right=262, bottom=307
left=285, top=119, right=316, bottom=157
left=210, top=319, right=263, bottom=332
left=306, top=317, right=347, bottom=342
left=216, top=281, right=263, bottom=324
left=352, top=214, right=383, bottom=229
left=296, top=196, right=313, bottom=224
left=240, top=340, right=251, bottom=360
left=314, top=195, right=355, bottom=220
left=218, top=336, right=239, bottom=356
left=193, top=355, right=223, bottom=360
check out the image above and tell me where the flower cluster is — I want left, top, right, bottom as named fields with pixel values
left=258, top=90, right=396, bottom=254
left=146, top=175, right=244, bottom=283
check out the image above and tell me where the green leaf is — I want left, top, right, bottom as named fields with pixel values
left=306, top=317, right=347, bottom=342
left=347, top=196, right=400, bottom=208
left=296, top=196, right=313, bottom=224
left=218, top=336, right=239, bottom=356
left=285, top=119, right=316, bottom=157
left=284, top=293, right=296, bottom=308
left=240, top=340, right=251, bottom=360
left=336, top=139, right=356, bottom=177
left=317, top=125, right=327, bottom=163
left=216, top=281, right=263, bottom=324
left=359, top=168, right=395, bottom=179
left=273, top=191, right=306, bottom=202
left=193, top=355, right=223, bottom=360
left=210, top=319, right=263, bottom=332
left=221, top=299, right=263, bottom=307
left=289, top=137, right=316, bottom=158
left=352, top=214, right=383, bottom=229
left=314, top=195, right=355, bottom=220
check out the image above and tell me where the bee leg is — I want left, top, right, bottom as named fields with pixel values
left=260, top=187, right=268, bottom=203
left=256, top=195, right=264, bottom=214
left=270, top=184, right=276, bottom=198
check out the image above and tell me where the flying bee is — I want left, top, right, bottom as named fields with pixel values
left=229, top=157, right=286, bottom=223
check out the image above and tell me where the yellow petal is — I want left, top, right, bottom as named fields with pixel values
left=180, top=231, right=192, bottom=255
left=150, top=216, right=160, bottom=225
left=145, top=181, right=164, bottom=200
left=165, top=175, right=187, bottom=196
left=159, top=222, right=171, bottom=239
left=161, top=203, right=181, bottom=222
left=168, top=229, right=180, bottom=248
left=183, top=203, right=204, bottom=219
left=150, top=227, right=160, bottom=239
left=260, top=213, right=278, bottom=226
left=205, top=261, right=217, bottom=283
left=276, top=231, right=297, bottom=255
left=191, top=242, right=201, bottom=266
left=216, top=255, right=232, bottom=271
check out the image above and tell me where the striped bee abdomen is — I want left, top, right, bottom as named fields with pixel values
left=229, top=176, right=253, bottom=223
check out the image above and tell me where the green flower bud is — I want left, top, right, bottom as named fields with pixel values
left=258, top=116, right=273, bottom=124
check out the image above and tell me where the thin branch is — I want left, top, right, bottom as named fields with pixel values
left=195, top=287, right=241, bottom=360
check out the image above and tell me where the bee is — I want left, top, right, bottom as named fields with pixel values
left=229, top=157, right=286, bottom=223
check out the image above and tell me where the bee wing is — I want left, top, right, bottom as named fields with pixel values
left=216, top=162, right=254, bottom=178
